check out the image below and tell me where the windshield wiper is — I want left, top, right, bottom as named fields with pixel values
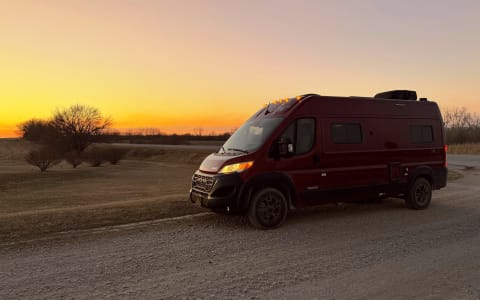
left=226, top=147, right=249, bottom=154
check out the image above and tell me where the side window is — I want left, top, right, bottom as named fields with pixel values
left=277, top=118, right=316, bottom=155
left=410, top=125, right=433, bottom=143
left=280, top=122, right=295, bottom=143
left=331, top=123, right=362, bottom=144
left=296, top=119, right=315, bottom=154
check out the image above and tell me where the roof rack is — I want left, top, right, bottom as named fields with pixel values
left=374, top=90, right=417, bottom=101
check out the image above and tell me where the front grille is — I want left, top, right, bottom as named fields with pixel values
left=192, top=174, right=215, bottom=192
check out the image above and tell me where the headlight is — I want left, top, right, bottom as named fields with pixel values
left=219, top=161, right=254, bottom=174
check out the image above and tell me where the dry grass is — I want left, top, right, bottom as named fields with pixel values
left=0, top=139, right=38, bottom=160
left=125, top=147, right=212, bottom=164
left=448, top=143, right=480, bottom=155
left=0, top=159, right=208, bottom=240
left=0, top=140, right=214, bottom=241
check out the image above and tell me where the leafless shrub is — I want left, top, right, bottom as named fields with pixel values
left=64, top=151, right=83, bottom=168
left=103, top=147, right=129, bottom=165
left=25, top=147, right=62, bottom=172
left=83, top=146, right=107, bottom=167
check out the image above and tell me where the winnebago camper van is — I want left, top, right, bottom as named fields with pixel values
left=190, top=90, right=447, bottom=229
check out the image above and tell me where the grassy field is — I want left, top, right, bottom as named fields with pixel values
left=447, top=143, right=480, bottom=155
left=0, top=140, right=212, bottom=240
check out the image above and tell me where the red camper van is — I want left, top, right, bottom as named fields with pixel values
left=190, top=90, right=447, bottom=229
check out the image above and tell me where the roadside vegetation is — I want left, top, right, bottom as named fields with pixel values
left=18, top=105, right=114, bottom=171
left=0, top=139, right=211, bottom=241
left=443, top=107, right=480, bottom=144
left=441, top=107, right=480, bottom=155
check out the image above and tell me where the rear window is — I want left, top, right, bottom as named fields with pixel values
left=410, top=125, right=433, bottom=143
left=331, top=123, right=362, bottom=144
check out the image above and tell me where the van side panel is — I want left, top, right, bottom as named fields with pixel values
left=294, top=98, right=446, bottom=204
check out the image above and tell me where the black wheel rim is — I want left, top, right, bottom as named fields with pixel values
left=414, top=183, right=430, bottom=206
left=256, top=192, right=284, bottom=227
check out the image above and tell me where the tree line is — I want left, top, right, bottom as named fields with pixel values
left=443, top=107, right=480, bottom=144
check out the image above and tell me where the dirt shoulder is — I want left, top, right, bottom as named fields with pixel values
left=0, top=194, right=204, bottom=241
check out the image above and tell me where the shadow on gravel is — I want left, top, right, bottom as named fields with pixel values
left=286, top=197, right=478, bottom=228
left=201, top=196, right=477, bottom=231
left=192, top=199, right=407, bottom=231
left=288, top=198, right=404, bottom=219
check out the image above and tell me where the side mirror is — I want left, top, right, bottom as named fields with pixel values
left=277, top=137, right=294, bottom=157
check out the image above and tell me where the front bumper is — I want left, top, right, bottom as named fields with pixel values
left=190, top=170, right=244, bottom=213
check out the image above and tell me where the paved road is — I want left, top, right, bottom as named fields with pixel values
left=1, top=156, right=479, bottom=299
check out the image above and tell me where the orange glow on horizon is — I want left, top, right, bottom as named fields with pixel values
left=1, top=1, right=479, bottom=138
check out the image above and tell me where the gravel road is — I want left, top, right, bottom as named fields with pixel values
left=1, top=155, right=479, bottom=299
left=448, top=154, right=480, bottom=170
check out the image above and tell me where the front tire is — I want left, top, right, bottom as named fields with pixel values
left=248, top=188, right=288, bottom=229
left=405, top=177, right=432, bottom=209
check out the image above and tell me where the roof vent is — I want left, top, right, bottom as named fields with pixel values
left=374, top=90, right=417, bottom=101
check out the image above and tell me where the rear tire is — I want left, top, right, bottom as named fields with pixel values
left=248, top=187, right=288, bottom=229
left=405, top=177, right=432, bottom=209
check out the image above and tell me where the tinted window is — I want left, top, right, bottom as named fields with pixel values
left=410, top=125, right=433, bottom=143
left=276, top=118, right=315, bottom=155
left=296, top=119, right=315, bottom=154
left=331, top=123, right=362, bottom=144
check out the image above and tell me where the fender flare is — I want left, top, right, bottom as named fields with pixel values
left=411, top=165, right=434, bottom=185
left=237, top=172, right=297, bottom=212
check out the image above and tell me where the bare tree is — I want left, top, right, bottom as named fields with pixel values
left=444, top=107, right=473, bottom=129
left=25, top=147, right=62, bottom=172
left=83, top=146, right=107, bottom=167
left=193, top=127, right=204, bottom=136
left=51, top=104, right=111, bottom=152
left=64, top=151, right=83, bottom=168
left=443, top=107, right=480, bottom=144
left=104, top=146, right=129, bottom=165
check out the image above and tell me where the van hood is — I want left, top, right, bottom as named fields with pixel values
left=199, top=154, right=233, bottom=173
left=199, top=153, right=251, bottom=173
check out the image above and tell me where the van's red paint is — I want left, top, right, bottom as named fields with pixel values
left=190, top=93, right=447, bottom=221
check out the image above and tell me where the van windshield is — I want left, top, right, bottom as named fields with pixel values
left=221, top=117, right=284, bottom=154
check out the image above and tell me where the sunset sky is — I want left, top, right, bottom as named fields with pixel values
left=1, top=0, right=479, bottom=137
